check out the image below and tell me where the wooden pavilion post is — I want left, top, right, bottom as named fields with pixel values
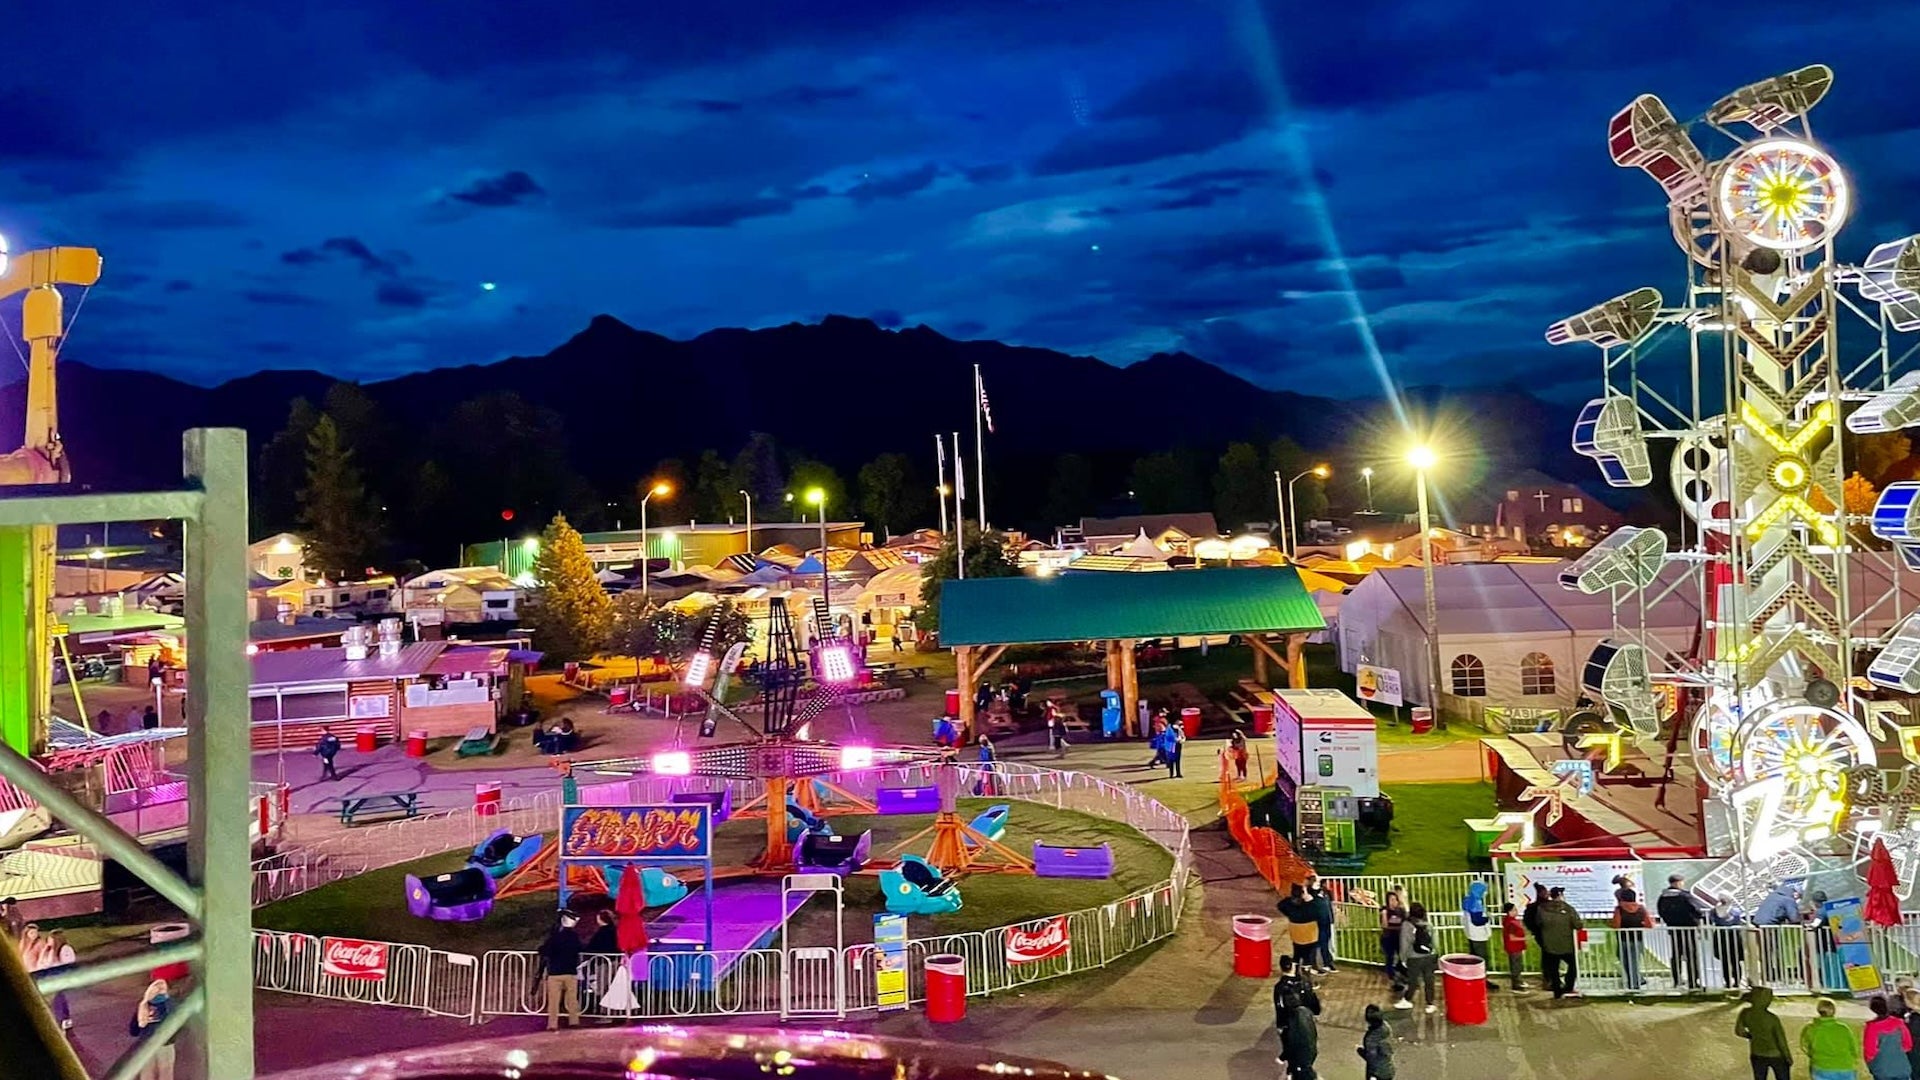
left=955, top=645, right=976, bottom=743
left=1252, top=636, right=1270, bottom=686
left=1287, top=632, right=1307, bottom=689
left=1119, top=639, right=1140, bottom=737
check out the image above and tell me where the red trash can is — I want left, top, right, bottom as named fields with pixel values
left=945, top=689, right=961, bottom=716
left=1231, top=914, right=1273, bottom=977
left=405, top=729, right=428, bottom=757
left=925, top=953, right=966, bottom=1023
left=1440, top=953, right=1488, bottom=1025
left=151, top=923, right=192, bottom=981
left=1251, top=705, right=1274, bottom=736
left=1180, top=707, right=1201, bottom=738
left=475, top=782, right=501, bottom=817
left=1410, top=707, right=1435, bottom=735
left=355, top=725, right=378, bottom=753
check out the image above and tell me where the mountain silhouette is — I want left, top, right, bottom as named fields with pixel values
left=0, top=315, right=1586, bottom=523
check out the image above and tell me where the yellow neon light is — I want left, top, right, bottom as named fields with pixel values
left=1745, top=493, right=1841, bottom=546
left=1770, top=458, right=1807, bottom=489
left=1740, top=399, right=1833, bottom=455
left=1577, top=730, right=1625, bottom=771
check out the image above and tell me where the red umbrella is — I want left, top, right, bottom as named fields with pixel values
left=615, top=865, right=650, bottom=954
left=1865, top=837, right=1903, bottom=928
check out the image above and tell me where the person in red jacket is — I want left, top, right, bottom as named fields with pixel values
left=1500, top=902, right=1529, bottom=993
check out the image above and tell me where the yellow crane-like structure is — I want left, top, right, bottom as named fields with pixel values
left=0, top=241, right=102, bottom=756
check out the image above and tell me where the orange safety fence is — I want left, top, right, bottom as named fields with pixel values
left=1217, top=751, right=1313, bottom=893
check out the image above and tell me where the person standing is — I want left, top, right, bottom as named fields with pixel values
left=1165, top=724, right=1185, bottom=779
left=1658, top=873, right=1709, bottom=992
left=1802, top=997, right=1862, bottom=1080
left=1735, top=986, right=1792, bottom=1080
left=132, top=979, right=176, bottom=1080
left=1610, top=888, right=1650, bottom=993
left=314, top=727, right=342, bottom=781
left=41, top=930, right=76, bottom=1031
left=1902, top=987, right=1920, bottom=1079
left=1278, top=885, right=1320, bottom=972
left=1462, top=880, right=1492, bottom=966
left=1536, top=887, right=1584, bottom=999
left=1305, top=874, right=1335, bottom=974
left=1712, top=898, right=1750, bottom=991
left=141, top=704, right=160, bottom=730
left=1523, top=883, right=1549, bottom=951
left=1868, top=995, right=1915, bottom=1080
left=1501, top=902, right=1529, bottom=992
left=974, top=736, right=998, bottom=796
left=1045, top=704, right=1067, bottom=759
left=1271, top=954, right=1320, bottom=1080
left=538, top=914, right=585, bottom=1031
left=1397, top=902, right=1440, bottom=1014
left=1357, top=1002, right=1395, bottom=1080
left=1379, top=890, right=1408, bottom=983
left=0, top=897, right=22, bottom=940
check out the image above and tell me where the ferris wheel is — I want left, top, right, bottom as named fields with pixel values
left=1731, top=700, right=1873, bottom=838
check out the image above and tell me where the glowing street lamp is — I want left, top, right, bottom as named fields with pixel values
left=738, top=488, right=754, bottom=558
left=1361, top=467, right=1376, bottom=513
left=1409, top=445, right=1444, bottom=728
left=1282, top=464, right=1331, bottom=557
left=640, top=481, right=672, bottom=598
left=805, top=488, right=831, bottom=635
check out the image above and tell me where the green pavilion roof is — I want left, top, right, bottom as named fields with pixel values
left=939, top=566, right=1325, bottom=646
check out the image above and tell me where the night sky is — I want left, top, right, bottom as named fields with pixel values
left=7, top=2, right=1920, bottom=396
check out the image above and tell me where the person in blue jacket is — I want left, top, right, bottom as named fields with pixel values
left=1462, top=880, right=1493, bottom=964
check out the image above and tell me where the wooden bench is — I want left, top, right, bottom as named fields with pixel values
left=339, top=792, right=420, bottom=826
left=456, top=726, right=499, bottom=757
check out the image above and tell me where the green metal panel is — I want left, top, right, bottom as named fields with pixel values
left=937, top=566, right=1326, bottom=646
left=0, top=526, right=30, bottom=755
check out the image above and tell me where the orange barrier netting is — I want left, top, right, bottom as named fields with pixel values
left=1217, top=752, right=1313, bottom=893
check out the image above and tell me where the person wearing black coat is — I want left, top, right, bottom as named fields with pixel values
left=1272, top=954, right=1322, bottom=1080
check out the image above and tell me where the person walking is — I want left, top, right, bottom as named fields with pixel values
left=1462, top=880, right=1492, bottom=965
left=1305, top=874, right=1335, bottom=974
left=1868, top=995, right=1915, bottom=1080
left=131, top=979, right=176, bottom=1080
left=538, top=914, right=585, bottom=1031
left=1228, top=729, right=1249, bottom=781
left=1045, top=704, right=1068, bottom=759
left=1735, top=986, right=1792, bottom=1080
left=1536, top=887, right=1585, bottom=999
left=1658, top=873, right=1709, bottom=992
left=314, top=727, right=342, bottom=781
left=1523, top=883, right=1550, bottom=951
left=1396, top=902, right=1440, bottom=1013
left=1501, top=902, right=1530, bottom=992
left=1277, top=885, right=1320, bottom=973
left=1712, top=898, right=1750, bottom=991
left=1802, top=997, right=1862, bottom=1080
left=41, top=929, right=76, bottom=1031
left=1380, top=890, right=1408, bottom=983
left=1610, top=888, right=1650, bottom=993
left=1902, top=987, right=1920, bottom=1079
left=973, top=736, right=998, bottom=796
left=1271, top=954, right=1321, bottom=1080
left=1357, top=1002, right=1395, bottom=1080
left=1165, top=723, right=1185, bottom=779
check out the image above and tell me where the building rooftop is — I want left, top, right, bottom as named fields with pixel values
left=1078, top=513, right=1221, bottom=540
left=940, top=566, right=1323, bottom=646
left=250, top=641, right=447, bottom=688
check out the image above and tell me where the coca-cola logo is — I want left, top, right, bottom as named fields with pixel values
left=321, top=937, right=389, bottom=981
left=1004, top=917, right=1070, bottom=964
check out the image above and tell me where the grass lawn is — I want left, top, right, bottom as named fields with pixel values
left=255, top=798, right=1172, bottom=953
left=1361, top=780, right=1497, bottom=876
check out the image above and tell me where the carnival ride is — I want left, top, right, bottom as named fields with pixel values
left=1541, top=63, right=1920, bottom=904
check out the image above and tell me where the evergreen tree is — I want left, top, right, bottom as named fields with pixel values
left=1129, top=450, right=1205, bottom=513
left=787, top=458, right=850, bottom=523
left=524, top=513, right=613, bottom=663
left=692, top=449, right=739, bottom=523
left=858, top=452, right=922, bottom=538
left=253, top=398, right=319, bottom=538
left=298, top=415, right=383, bottom=579
left=1212, top=442, right=1268, bottom=531
left=732, top=433, right=786, bottom=520
left=1043, top=453, right=1095, bottom=528
left=915, top=523, right=1020, bottom=629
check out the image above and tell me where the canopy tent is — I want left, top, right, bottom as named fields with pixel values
left=939, top=567, right=1326, bottom=739
left=1064, top=554, right=1172, bottom=573
left=1116, top=531, right=1170, bottom=560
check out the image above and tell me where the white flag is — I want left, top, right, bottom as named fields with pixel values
left=954, top=449, right=967, bottom=502
left=978, top=376, right=995, bottom=434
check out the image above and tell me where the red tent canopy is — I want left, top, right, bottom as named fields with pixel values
left=1866, top=837, right=1903, bottom=928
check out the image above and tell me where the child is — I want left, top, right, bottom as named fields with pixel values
left=1357, top=1002, right=1395, bottom=1080
left=1228, top=729, right=1249, bottom=780
left=1380, top=890, right=1407, bottom=982
left=1501, top=902, right=1529, bottom=992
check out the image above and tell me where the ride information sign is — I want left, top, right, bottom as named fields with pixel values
left=560, top=804, right=712, bottom=859
left=872, top=913, right=908, bottom=1011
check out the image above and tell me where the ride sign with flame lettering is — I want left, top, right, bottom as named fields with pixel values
left=320, top=937, right=390, bottom=981
left=1004, top=916, right=1071, bottom=965
left=561, top=805, right=712, bottom=860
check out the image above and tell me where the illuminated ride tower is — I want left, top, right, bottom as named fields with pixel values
left=1550, top=65, right=1920, bottom=904
left=0, top=240, right=102, bottom=757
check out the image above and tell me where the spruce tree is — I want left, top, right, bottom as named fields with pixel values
left=298, top=415, right=381, bottom=579
left=525, top=513, right=612, bottom=662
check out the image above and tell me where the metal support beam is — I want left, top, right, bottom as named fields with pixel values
left=0, top=488, right=203, bottom=527
left=34, top=939, right=203, bottom=995
left=182, top=428, right=254, bottom=1080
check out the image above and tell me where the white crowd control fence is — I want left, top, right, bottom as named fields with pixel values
left=250, top=791, right=558, bottom=906
left=252, top=762, right=1191, bottom=1021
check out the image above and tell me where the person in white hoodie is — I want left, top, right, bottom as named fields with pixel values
left=1461, top=880, right=1493, bottom=964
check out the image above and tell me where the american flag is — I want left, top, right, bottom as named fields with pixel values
left=978, top=374, right=994, bottom=434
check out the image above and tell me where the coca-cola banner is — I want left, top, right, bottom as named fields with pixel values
left=321, top=937, right=390, bottom=981
left=1004, top=916, right=1071, bottom=965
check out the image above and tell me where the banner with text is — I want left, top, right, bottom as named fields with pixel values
left=320, top=937, right=390, bottom=981
left=873, top=914, right=909, bottom=1011
left=1356, top=665, right=1403, bottom=708
left=1005, top=916, right=1071, bottom=965
left=561, top=804, right=712, bottom=860
left=1505, top=860, right=1642, bottom=916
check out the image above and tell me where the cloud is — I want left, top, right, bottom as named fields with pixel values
left=242, top=289, right=320, bottom=306
left=962, top=163, right=1016, bottom=184
left=846, top=163, right=940, bottom=202
left=870, top=308, right=903, bottom=328
left=375, top=282, right=434, bottom=309
left=280, top=236, right=407, bottom=276
left=447, top=170, right=545, bottom=207
left=163, top=279, right=194, bottom=292
left=1031, top=66, right=1268, bottom=176
left=599, top=194, right=797, bottom=228
left=769, top=83, right=865, bottom=107
left=683, top=98, right=745, bottom=114
left=97, top=200, right=252, bottom=229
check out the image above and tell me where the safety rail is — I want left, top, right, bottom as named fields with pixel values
left=252, top=762, right=1190, bottom=1021
left=0, top=842, right=104, bottom=901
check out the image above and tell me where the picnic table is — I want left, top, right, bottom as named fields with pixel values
left=339, top=792, right=421, bottom=826
left=456, top=725, right=499, bottom=757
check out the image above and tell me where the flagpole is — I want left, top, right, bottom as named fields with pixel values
left=935, top=433, right=949, bottom=535
left=952, top=431, right=966, bottom=580
left=973, top=364, right=987, bottom=530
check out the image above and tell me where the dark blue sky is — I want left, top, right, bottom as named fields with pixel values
left=7, top=2, right=1920, bottom=395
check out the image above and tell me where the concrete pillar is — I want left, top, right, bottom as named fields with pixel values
left=956, top=645, right=976, bottom=743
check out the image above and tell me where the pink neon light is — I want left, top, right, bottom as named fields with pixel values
left=652, top=751, right=692, bottom=776
left=839, top=745, right=874, bottom=770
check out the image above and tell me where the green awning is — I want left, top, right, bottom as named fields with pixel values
left=939, top=567, right=1325, bottom=646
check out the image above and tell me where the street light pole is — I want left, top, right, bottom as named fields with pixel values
left=739, top=489, right=753, bottom=558
left=639, top=482, right=671, bottom=600
left=1272, top=471, right=1288, bottom=556
left=1410, top=447, right=1445, bottom=729
left=1285, top=465, right=1330, bottom=558
left=806, top=488, right=830, bottom=637
left=1361, top=467, right=1375, bottom=514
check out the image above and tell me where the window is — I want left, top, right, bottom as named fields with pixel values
left=1561, top=497, right=1584, bottom=514
left=1521, top=653, right=1556, bottom=696
left=1506, top=490, right=1520, bottom=501
left=1450, top=654, right=1487, bottom=697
